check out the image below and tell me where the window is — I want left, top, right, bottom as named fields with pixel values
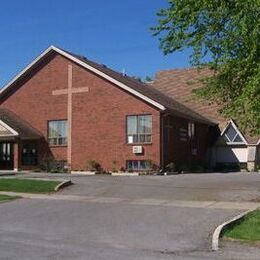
left=188, top=122, right=198, bottom=155
left=48, top=120, right=67, bottom=146
left=223, top=124, right=244, bottom=143
left=127, top=115, right=152, bottom=143
left=22, top=144, right=38, bottom=166
left=188, top=122, right=195, bottom=138
left=126, top=160, right=151, bottom=171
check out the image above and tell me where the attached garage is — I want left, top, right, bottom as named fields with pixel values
left=211, top=120, right=259, bottom=171
left=214, top=146, right=248, bottom=164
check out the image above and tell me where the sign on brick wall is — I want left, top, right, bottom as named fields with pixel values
left=179, top=128, right=188, bottom=141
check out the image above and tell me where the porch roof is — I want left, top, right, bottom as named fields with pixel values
left=0, top=108, right=42, bottom=140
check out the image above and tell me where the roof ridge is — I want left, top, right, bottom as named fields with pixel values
left=1, top=45, right=216, bottom=126
left=155, top=67, right=214, bottom=76
left=64, top=49, right=216, bottom=124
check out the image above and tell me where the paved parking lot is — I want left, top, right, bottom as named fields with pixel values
left=0, top=172, right=259, bottom=259
left=20, top=171, right=260, bottom=202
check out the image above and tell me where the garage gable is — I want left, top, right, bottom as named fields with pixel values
left=221, top=120, right=247, bottom=145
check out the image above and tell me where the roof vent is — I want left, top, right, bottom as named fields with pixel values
left=122, top=68, right=126, bottom=76
left=79, top=56, right=87, bottom=60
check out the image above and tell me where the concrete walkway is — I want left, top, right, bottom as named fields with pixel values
left=1, top=191, right=259, bottom=210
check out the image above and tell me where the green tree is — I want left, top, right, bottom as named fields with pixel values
left=152, top=0, right=260, bottom=135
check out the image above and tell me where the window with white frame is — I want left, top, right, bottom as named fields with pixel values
left=48, top=120, right=67, bottom=146
left=127, top=115, right=152, bottom=144
left=223, top=124, right=244, bottom=143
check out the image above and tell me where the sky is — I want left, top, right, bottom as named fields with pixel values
left=0, top=0, right=193, bottom=87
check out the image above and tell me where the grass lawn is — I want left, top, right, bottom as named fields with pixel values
left=223, top=210, right=260, bottom=242
left=0, top=178, right=60, bottom=193
left=0, top=194, right=20, bottom=202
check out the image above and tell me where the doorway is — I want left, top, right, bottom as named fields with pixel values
left=0, top=142, right=13, bottom=170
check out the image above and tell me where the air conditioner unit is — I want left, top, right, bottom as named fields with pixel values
left=132, top=146, right=143, bottom=154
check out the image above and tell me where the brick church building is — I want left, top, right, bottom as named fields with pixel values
left=0, top=46, right=258, bottom=172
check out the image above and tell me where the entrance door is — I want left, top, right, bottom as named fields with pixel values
left=0, top=142, right=13, bottom=170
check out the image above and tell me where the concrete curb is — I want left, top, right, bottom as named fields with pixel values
left=111, top=172, right=139, bottom=176
left=71, top=171, right=96, bottom=175
left=54, top=180, right=72, bottom=191
left=212, top=208, right=257, bottom=251
left=0, top=172, right=16, bottom=177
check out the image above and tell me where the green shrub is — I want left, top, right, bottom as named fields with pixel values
left=166, top=162, right=177, bottom=172
left=214, top=163, right=240, bottom=172
left=86, top=159, right=101, bottom=172
left=189, top=161, right=206, bottom=172
left=33, top=168, right=42, bottom=173
left=40, top=155, right=67, bottom=173
left=120, top=167, right=126, bottom=172
left=144, top=160, right=159, bottom=174
left=112, top=160, right=118, bottom=173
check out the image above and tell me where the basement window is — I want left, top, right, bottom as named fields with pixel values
left=126, top=160, right=151, bottom=171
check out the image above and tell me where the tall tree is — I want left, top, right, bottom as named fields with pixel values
left=152, top=0, right=260, bottom=135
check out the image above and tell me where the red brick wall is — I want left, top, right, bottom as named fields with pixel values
left=0, top=53, right=161, bottom=171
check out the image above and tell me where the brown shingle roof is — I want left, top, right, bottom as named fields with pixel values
left=0, top=47, right=215, bottom=126
left=0, top=108, right=42, bottom=140
left=64, top=50, right=215, bottom=125
left=153, top=68, right=259, bottom=144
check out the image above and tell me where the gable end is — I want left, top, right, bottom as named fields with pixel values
left=0, top=46, right=165, bottom=111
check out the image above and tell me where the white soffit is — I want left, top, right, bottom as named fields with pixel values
left=0, top=119, right=19, bottom=137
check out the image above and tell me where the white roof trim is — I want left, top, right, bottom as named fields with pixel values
left=0, top=119, right=19, bottom=137
left=0, top=46, right=54, bottom=95
left=1, top=46, right=166, bottom=111
left=221, top=119, right=248, bottom=145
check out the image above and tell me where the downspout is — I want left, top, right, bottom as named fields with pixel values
left=160, top=112, right=164, bottom=170
left=160, top=112, right=170, bottom=170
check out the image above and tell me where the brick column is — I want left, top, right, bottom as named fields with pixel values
left=13, top=140, right=20, bottom=172
left=247, top=145, right=256, bottom=172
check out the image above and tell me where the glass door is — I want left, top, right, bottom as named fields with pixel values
left=0, top=142, right=14, bottom=170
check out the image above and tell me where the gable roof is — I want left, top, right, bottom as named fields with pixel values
left=0, top=46, right=215, bottom=126
left=221, top=120, right=248, bottom=145
left=0, top=119, right=19, bottom=137
left=0, top=108, right=42, bottom=140
left=153, top=68, right=259, bottom=144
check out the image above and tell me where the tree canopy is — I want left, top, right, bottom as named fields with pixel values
left=152, top=0, right=260, bottom=136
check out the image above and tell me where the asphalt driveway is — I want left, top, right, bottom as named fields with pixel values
left=80, top=173, right=259, bottom=202
left=0, top=172, right=259, bottom=259
left=20, top=171, right=260, bottom=202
